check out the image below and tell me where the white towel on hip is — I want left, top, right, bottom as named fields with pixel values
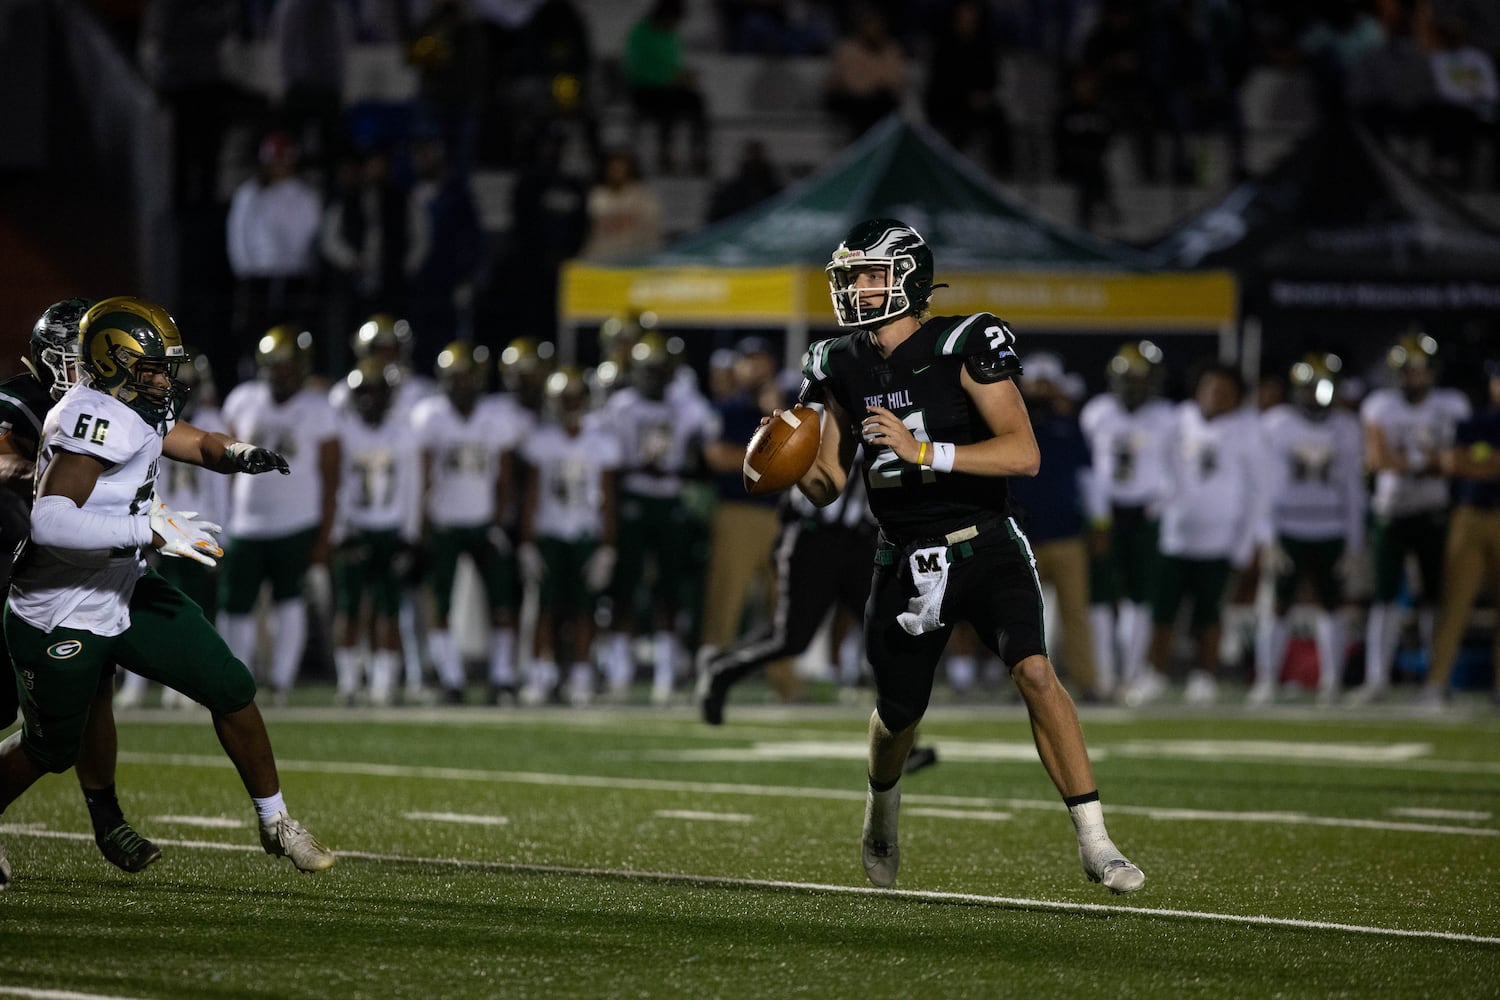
left=897, top=544, right=951, bottom=636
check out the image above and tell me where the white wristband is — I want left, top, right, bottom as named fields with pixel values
left=930, top=442, right=956, bottom=473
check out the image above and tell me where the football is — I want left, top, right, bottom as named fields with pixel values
left=743, top=405, right=821, bottom=495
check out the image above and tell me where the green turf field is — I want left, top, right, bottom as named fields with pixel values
left=2, top=693, right=1498, bottom=999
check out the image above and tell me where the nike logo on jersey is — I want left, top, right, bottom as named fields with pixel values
left=912, top=365, right=932, bottom=374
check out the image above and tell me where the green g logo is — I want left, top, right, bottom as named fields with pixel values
left=47, top=639, right=83, bottom=659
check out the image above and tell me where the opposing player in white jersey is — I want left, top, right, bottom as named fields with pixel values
left=219, top=326, right=340, bottom=703
left=599, top=333, right=716, bottom=703
left=1356, top=333, right=1471, bottom=701
left=0, top=297, right=333, bottom=887
left=517, top=368, right=621, bottom=705
left=1078, top=341, right=1176, bottom=698
left=331, top=359, right=422, bottom=705
left=327, top=314, right=439, bottom=420
left=1136, top=362, right=1269, bottom=705
left=117, top=356, right=230, bottom=710
left=411, top=342, right=524, bottom=702
left=1253, top=355, right=1366, bottom=705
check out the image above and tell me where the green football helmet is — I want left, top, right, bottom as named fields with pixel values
left=78, top=296, right=191, bottom=422
left=28, top=297, right=94, bottom=400
left=346, top=357, right=401, bottom=425
left=1106, top=340, right=1164, bottom=411
left=499, top=336, right=557, bottom=412
left=436, top=341, right=490, bottom=406
left=1289, top=352, right=1342, bottom=413
left=256, top=324, right=315, bottom=401
left=353, top=313, right=413, bottom=363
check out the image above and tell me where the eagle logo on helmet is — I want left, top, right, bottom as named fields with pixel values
left=826, top=219, right=937, bottom=328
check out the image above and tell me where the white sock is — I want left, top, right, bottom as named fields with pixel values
left=1089, top=604, right=1117, bottom=692
left=1121, top=602, right=1152, bottom=684
left=603, top=637, right=633, bottom=692
left=398, top=595, right=424, bottom=688
left=946, top=654, right=977, bottom=692
left=529, top=658, right=558, bottom=692
left=334, top=647, right=363, bottom=696
left=1254, top=615, right=1288, bottom=687
left=1068, top=796, right=1118, bottom=858
left=222, top=613, right=258, bottom=674
left=1313, top=611, right=1342, bottom=695
left=1365, top=604, right=1400, bottom=689
left=430, top=629, right=464, bottom=691
left=837, top=631, right=864, bottom=686
left=488, top=628, right=517, bottom=686
left=252, top=791, right=286, bottom=824
left=268, top=599, right=307, bottom=692
left=652, top=631, right=677, bottom=691
left=567, top=661, right=593, bottom=700
left=864, top=781, right=901, bottom=842
left=369, top=650, right=400, bottom=700
left=117, top=670, right=148, bottom=699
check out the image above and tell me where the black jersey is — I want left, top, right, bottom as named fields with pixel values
left=800, top=312, right=1023, bottom=544
left=0, top=372, right=53, bottom=461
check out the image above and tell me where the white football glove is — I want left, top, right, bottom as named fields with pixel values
left=149, top=500, right=223, bottom=567
left=584, top=544, right=616, bottom=592
left=518, top=541, right=546, bottom=584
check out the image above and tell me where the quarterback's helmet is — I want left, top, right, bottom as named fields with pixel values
left=1107, top=340, right=1164, bottom=410
left=826, top=218, right=936, bottom=328
left=29, top=297, right=94, bottom=400
left=78, top=296, right=191, bottom=422
left=346, top=357, right=401, bottom=424
left=354, top=313, right=413, bottom=362
left=1289, top=352, right=1342, bottom=412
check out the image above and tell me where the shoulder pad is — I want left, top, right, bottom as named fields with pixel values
left=801, top=336, right=852, bottom=383
left=965, top=349, right=1022, bottom=385
left=930, top=313, right=1017, bottom=358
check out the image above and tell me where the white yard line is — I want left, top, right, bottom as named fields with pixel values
left=1387, top=807, right=1492, bottom=821
left=115, top=752, right=1500, bottom=839
left=0, top=988, right=154, bottom=1000
left=0, top=826, right=1495, bottom=948
left=654, top=810, right=754, bottom=823
left=401, top=812, right=509, bottom=826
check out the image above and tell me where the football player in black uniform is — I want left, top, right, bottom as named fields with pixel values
left=793, top=220, right=1143, bottom=893
left=0, top=299, right=161, bottom=877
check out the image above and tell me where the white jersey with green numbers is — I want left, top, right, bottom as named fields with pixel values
left=222, top=381, right=338, bottom=539
left=410, top=393, right=522, bottom=528
left=8, top=383, right=160, bottom=635
left=335, top=409, right=421, bottom=539
left=1360, top=387, right=1472, bottom=518
left=1158, top=402, right=1270, bottom=563
left=604, top=385, right=713, bottom=499
left=1078, top=393, right=1176, bottom=512
left=521, top=419, right=621, bottom=541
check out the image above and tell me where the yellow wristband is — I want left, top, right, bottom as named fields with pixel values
left=917, top=442, right=929, bottom=466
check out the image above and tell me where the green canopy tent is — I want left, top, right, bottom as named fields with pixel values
left=561, top=116, right=1237, bottom=367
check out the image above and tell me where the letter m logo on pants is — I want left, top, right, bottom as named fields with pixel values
left=915, top=552, right=943, bottom=574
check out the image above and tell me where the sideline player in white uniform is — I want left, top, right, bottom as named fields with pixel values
left=331, top=359, right=422, bottom=705
left=1078, top=341, right=1176, bottom=697
left=117, top=356, right=230, bottom=709
left=219, top=326, right=340, bottom=702
left=0, top=297, right=333, bottom=886
left=599, top=333, right=716, bottom=703
left=517, top=368, right=621, bottom=705
left=1253, top=354, right=1365, bottom=705
left=1135, top=362, right=1269, bottom=705
left=1356, top=333, right=1471, bottom=701
left=411, top=342, right=524, bottom=702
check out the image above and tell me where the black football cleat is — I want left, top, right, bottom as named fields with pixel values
left=96, top=822, right=163, bottom=873
left=696, top=670, right=729, bottom=727
left=903, top=746, right=939, bottom=775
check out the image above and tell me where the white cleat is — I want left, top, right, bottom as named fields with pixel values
left=1122, top=670, right=1169, bottom=708
left=1083, top=853, right=1146, bottom=894
left=1246, top=681, right=1276, bottom=707
left=1184, top=670, right=1219, bottom=705
left=861, top=786, right=901, bottom=888
left=260, top=811, right=336, bottom=873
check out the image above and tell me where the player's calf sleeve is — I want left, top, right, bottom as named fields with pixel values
left=429, top=630, right=464, bottom=691
left=221, top=614, right=258, bottom=676
left=488, top=628, right=517, bottom=687
left=268, top=600, right=307, bottom=692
